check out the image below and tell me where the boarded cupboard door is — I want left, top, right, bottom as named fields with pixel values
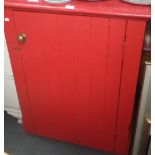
left=13, top=10, right=126, bottom=152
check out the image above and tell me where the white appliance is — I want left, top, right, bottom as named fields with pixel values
left=4, top=36, right=22, bottom=123
left=122, top=0, right=151, bottom=5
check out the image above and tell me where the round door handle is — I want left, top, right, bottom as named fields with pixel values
left=17, top=33, right=26, bottom=43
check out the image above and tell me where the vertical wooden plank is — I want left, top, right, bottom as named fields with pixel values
left=4, top=8, right=35, bottom=133
left=89, top=17, right=109, bottom=149
left=73, top=16, right=92, bottom=146
left=114, top=20, right=146, bottom=155
left=39, top=13, right=66, bottom=140
left=47, top=14, right=78, bottom=142
left=105, top=19, right=126, bottom=151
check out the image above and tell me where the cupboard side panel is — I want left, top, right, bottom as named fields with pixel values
left=115, top=20, right=146, bottom=155
left=4, top=8, right=35, bottom=133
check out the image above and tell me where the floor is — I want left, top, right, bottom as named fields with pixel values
left=4, top=112, right=115, bottom=155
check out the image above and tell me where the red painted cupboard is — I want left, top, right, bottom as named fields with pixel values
left=4, top=0, right=150, bottom=154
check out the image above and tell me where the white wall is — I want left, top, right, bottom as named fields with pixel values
left=4, top=36, right=22, bottom=122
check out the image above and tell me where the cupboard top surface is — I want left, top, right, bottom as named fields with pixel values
left=5, top=0, right=150, bottom=19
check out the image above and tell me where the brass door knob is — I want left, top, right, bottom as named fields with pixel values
left=17, top=33, right=26, bottom=43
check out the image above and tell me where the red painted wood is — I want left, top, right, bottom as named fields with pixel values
left=72, top=16, right=94, bottom=147
left=83, top=18, right=126, bottom=151
left=114, top=20, right=146, bottom=155
left=105, top=19, right=126, bottom=151
left=13, top=11, right=67, bottom=139
left=4, top=1, right=150, bottom=154
left=41, top=13, right=79, bottom=141
left=5, top=9, right=128, bottom=153
left=4, top=8, right=35, bottom=134
left=4, top=0, right=150, bottom=19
